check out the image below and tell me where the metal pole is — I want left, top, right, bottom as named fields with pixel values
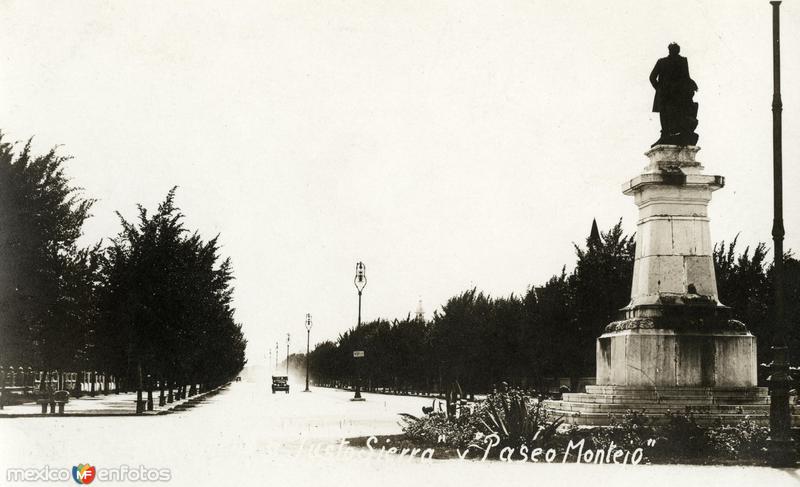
left=305, top=328, right=310, bottom=392
left=286, top=334, right=290, bottom=377
left=766, top=0, right=795, bottom=468
left=354, top=291, right=363, bottom=400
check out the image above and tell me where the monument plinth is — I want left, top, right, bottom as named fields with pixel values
left=545, top=145, right=794, bottom=425
left=599, top=145, right=756, bottom=390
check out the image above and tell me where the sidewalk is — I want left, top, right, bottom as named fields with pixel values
left=0, top=384, right=228, bottom=417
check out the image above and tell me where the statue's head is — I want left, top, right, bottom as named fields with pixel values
left=668, top=43, right=680, bottom=55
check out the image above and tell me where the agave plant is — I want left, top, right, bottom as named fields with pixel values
left=478, top=390, right=563, bottom=447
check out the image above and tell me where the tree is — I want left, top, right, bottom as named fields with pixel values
left=96, top=188, right=246, bottom=387
left=566, top=219, right=635, bottom=376
left=714, top=237, right=800, bottom=366
left=0, top=134, right=97, bottom=369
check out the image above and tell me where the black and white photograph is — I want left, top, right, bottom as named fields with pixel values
left=1, top=1, right=799, bottom=486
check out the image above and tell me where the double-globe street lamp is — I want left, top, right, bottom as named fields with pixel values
left=304, top=313, right=312, bottom=392
left=353, top=262, right=367, bottom=401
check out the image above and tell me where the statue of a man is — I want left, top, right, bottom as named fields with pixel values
left=649, top=43, right=699, bottom=146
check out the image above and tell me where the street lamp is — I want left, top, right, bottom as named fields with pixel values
left=304, top=313, right=312, bottom=392
left=355, top=262, right=366, bottom=325
left=286, top=333, right=290, bottom=377
left=766, top=0, right=795, bottom=468
left=353, top=262, right=367, bottom=401
left=275, top=341, right=278, bottom=369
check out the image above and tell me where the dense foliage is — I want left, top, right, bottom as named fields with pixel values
left=96, top=188, right=246, bottom=386
left=309, top=222, right=800, bottom=394
left=307, top=221, right=634, bottom=394
left=0, top=135, right=97, bottom=368
left=0, top=135, right=246, bottom=385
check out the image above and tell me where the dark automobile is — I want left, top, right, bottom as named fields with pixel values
left=272, top=376, right=289, bottom=394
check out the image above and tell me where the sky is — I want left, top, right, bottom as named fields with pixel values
left=1, top=1, right=798, bottom=365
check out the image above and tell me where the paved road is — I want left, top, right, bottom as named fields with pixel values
left=1, top=377, right=798, bottom=487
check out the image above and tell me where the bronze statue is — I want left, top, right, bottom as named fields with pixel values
left=649, top=43, right=699, bottom=146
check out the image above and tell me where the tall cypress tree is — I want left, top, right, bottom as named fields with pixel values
left=0, top=135, right=96, bottom=368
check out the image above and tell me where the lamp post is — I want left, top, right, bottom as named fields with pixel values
left=766, top=0, right=796, bottom=468
left=286, top=334, right=290, bottom=377
left=353, top=262, right=367, bottom=401
left=275, top=341, right=278, bottom=369
left=304, top=313, right=312, bottom=392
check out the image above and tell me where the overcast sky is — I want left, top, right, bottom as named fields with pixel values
left=2, top=1, right=798, bottom=364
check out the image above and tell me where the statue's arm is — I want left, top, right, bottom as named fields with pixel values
left=649, top=62, right=660, bottom=89
left=684, top=58, right=698, bottom=91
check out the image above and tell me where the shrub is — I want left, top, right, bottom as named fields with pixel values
left=400, top=389, right=564, bottom=452
left=706, top=419, right=769, bottom=460
left=399, top=410, right=483, bottom=449
left=477, top=389, right=563, bottom=449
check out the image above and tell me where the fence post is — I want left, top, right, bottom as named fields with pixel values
left=26, top=367, right=33, bottom=396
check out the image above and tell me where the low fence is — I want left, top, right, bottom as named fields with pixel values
left=0, top=365, right=226, bottom=415
left=0, top=367, right=117, bottom=399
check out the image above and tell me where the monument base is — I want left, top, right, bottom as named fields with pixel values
left=544, top=384, right=784, bottom=426
left=545, top=329, right=800, bottom=426
left=596, top=328, right=756, bottom=388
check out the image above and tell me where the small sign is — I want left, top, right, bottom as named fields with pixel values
left=353, top=351, right=365, bottom=358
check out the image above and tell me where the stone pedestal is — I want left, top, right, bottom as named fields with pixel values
left=596, top=329, right=756, bottom=388
left=621, top=145, right=726, bottom=319
left=545, top=145, right=798, bottom=425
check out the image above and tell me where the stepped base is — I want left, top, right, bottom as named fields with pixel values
left=544, top=385, right=800, bottom=426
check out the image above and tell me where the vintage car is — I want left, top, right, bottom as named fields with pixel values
left=271, top=376, right=289, bottom=394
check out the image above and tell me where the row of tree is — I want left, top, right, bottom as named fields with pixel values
left=0, top=134, right=247, bottom=389
left=306, top=221, right=800, bottom=397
